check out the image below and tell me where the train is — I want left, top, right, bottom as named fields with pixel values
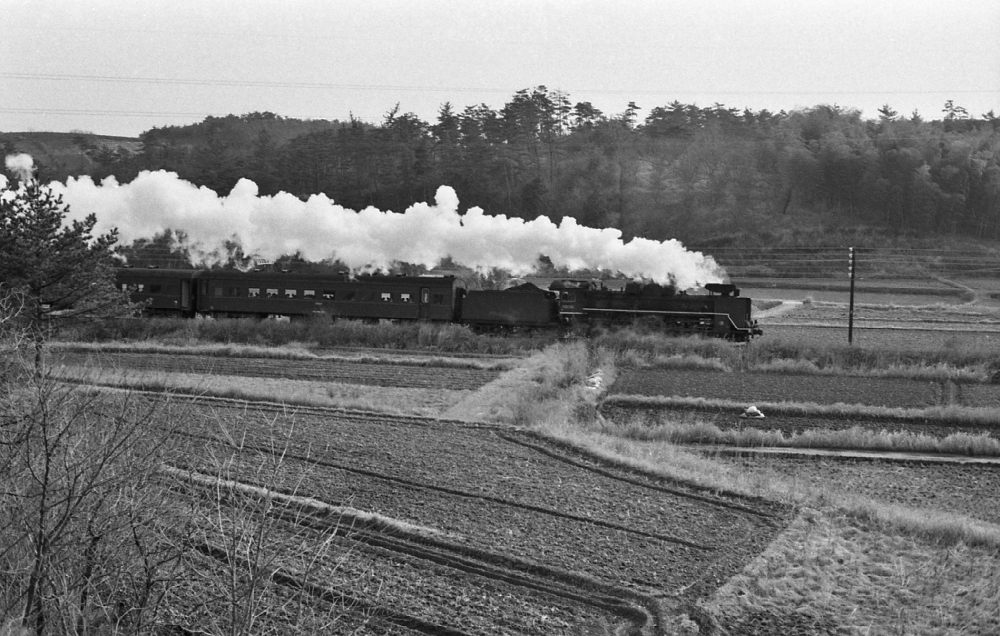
left=115, top=267, right=763, bottom=340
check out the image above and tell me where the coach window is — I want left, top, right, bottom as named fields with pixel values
left=215, top=287, right=224, bottom=297
left=400, top=293, right=411, bottom=303
left=150, top=284, right=162, bottom=294
left=381, top=292, right=392, bottom=302
left=432, top=294, right=444, bottom=304
left=304, top=289, right=316, bottom=299
left=344, top=291, right=356, bottom=301
left=266, top=288, right=278, bottom=298
left=120, top=283, right=129, bottom=292
left=285, top=289, right=298, bottom=299
left=248, top=288, right=260, bottom=298
left=322, top=290, right=335, bottom=300
left=226, top=287, right=241, bottom=297
left=135, top=284, right=145, bottom=293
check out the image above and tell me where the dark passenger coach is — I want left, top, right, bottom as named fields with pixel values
left=117, top=267, right=463, bottom=321
left=117, top=268, right=201, bottom=317
left=198, top=270, right=461, bottom=321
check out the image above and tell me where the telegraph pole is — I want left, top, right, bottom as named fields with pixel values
left=848, top=247, right=856, bottom=344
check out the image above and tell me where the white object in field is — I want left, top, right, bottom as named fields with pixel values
left=586, top=370, right=603, bottom=390
left=741, top=405, right=765, bottom=419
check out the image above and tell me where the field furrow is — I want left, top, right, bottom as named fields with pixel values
left=166, top=484, right=634, bottom=636
left=53, top=351, right=501, bottom=390
left=157, top=400, right=788, bottom=603
left=613, top=368, right=948, bottom=408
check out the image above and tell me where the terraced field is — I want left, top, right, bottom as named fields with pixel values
left=158, top=399, right=791, bottom=634
left=53, top=350, right=501, bottom=390
left=51, top=348, right=792, bottom=633
left=603, top=283, right=1000, bottom=541
left=612, top=368, right=954, bottom=409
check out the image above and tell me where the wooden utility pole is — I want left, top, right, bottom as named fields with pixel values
left=848, top=247, right=856, bottom=344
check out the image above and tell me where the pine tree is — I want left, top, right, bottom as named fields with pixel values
left=0, top=178, right=133, bottom=368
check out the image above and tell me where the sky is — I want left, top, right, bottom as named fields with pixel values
left=2, top=0, right=999, bottom=138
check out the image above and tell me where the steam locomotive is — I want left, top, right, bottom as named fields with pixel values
left=115, top=267, right=762, bottom=340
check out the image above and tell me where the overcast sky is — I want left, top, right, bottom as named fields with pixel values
left=3, top=0, right=999, bottom=137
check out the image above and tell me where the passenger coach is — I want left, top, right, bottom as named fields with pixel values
left=199, top=270, right=461, bottom=321
left=117, top=267, right=463, bottom=321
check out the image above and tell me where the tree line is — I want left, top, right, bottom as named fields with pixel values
left=46, top=90, right=1000, bottom=243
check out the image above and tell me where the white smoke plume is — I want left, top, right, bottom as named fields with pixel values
left=4, top=154, right=36, bottom=182
left=45, top=169, right=723, bottom=289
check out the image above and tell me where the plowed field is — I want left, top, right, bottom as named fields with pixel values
left=706, top=454, right=1000, bottom=526
left=53, top=351, right=500, bottom=390
left=603, top=364, right=1000, bottom=540
left=168, top=484, right=633, bottom=635
left=761, top=324, right=1000, bottom=351
left=159, top=399, right=791, bottom=633
left=612, top=368, right=955, bottom=409
left=601, top=405, right=1000, bottom=440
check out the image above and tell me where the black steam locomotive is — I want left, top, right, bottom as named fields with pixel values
left=115, top=267, right=762, bottom=340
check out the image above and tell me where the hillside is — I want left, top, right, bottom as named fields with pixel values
left=3, top=95, right=999, bottom=259
left=0, top=131, right=141, bottom=182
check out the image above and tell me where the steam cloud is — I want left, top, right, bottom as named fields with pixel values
left=8, top=162, right=724, bottom=288
left=4, top=154, right=35, bottom=182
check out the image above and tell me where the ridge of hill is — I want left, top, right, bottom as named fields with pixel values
left=1, top=131, right=141, bottom=182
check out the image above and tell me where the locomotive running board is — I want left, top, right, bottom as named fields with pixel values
left=578, top=308, right=751, bottom=335
left=581, top=308, right=732, bottom=320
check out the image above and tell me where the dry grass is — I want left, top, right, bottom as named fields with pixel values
left=51, top=341, right=517, bottom=371
left=704, top=510, right=1000, bottom=635
left=530, top=417, right=1000, bottom=633
left=439, top=341, right=600, bottom=426
left=596, top=326, right=1000, bottom=379
left=499, top=342, right=1000, bottom=634
left=49, top=333, right=1000, bottom=634
left=64, top=314, right=553, bottom=355
left=601, top=417, right=1000, bottom=457
left=603, top=394, right=1000, bottom=427
left=50, top=366, right=469, bottom=417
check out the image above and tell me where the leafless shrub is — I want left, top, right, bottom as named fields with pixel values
left=160, top=410, right=363, bottom=635
left=0, top=291, right=185, bottom=634
left=2, top=290, right=358, bottom=634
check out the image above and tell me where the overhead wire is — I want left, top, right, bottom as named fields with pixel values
left=5, top=71, right=996, bottom=97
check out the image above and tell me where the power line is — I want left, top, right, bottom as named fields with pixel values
left=4, top=72, right=998, bottom=98
left=8, top=25, right=997, bottom=56
left=1, top=73, right=504, bottom=94
left=0, top=107, right=219, bottom=119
